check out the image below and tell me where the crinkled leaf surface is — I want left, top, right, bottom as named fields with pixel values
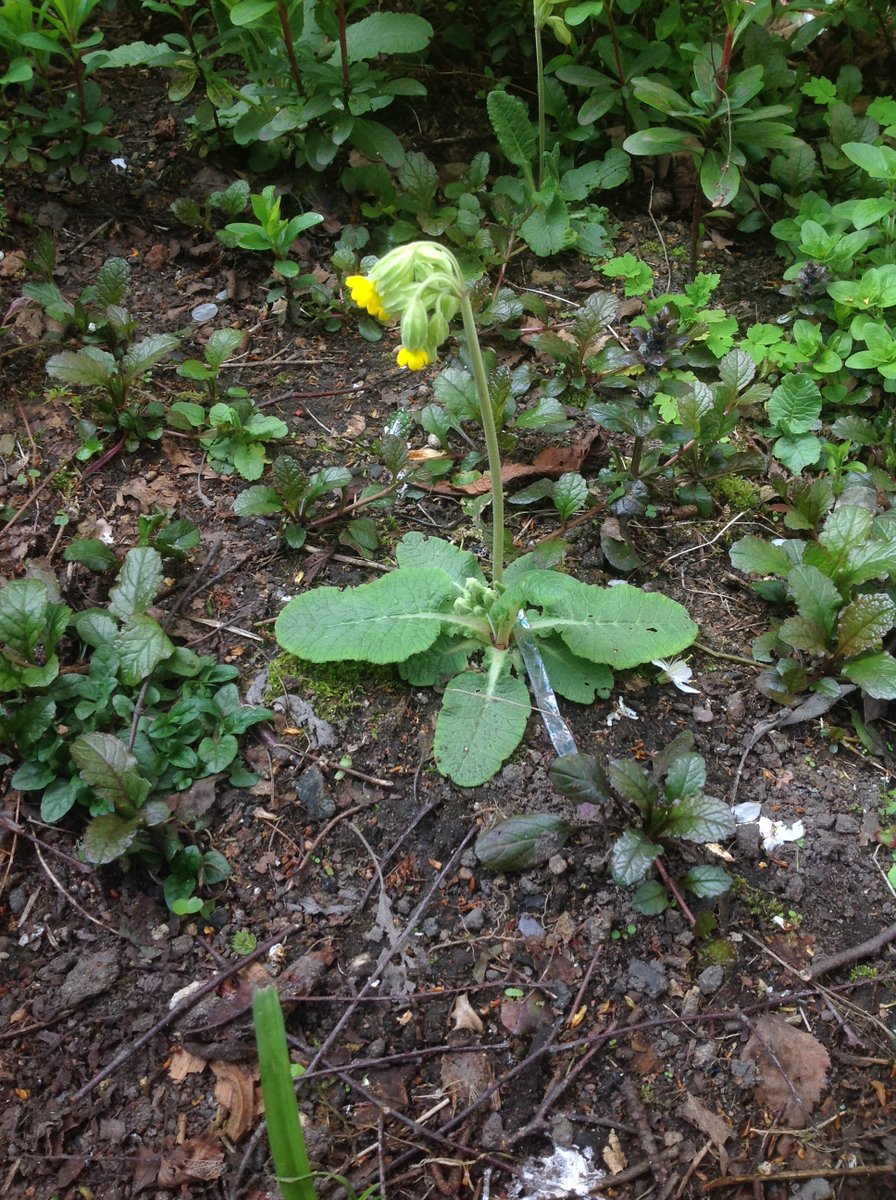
left=663, top=752, right=706, bottom=802
left=611, top=828, right=663, bottom=886
left=842, top=651, right=896, bottom=700
left=550, top=753, right=612, bottom=805
left=81, top=813, right=142, bottom=864
left=660, top=794, right=736, bottom=842
left=275, top=568, right=456, bottom=663
left=729, top=535, right=795, bottom=578
left=836, top=594, right=896, bottom=658
left=115, top=614, right=176, bottom=686
left=787, top=564, right=841, bottom=636
left=108, top=547, right=163, bottom=622
left=395, top=532, right=485, bottom=589
left=685, top=865, right=733, bottom=898
left=71, top=732, right=152, bottom=812
left=434, top=661, right=531, bottom=787
left=523, top=578, right=696, bottom=668
left=475, top=813, right=573, bottom=872
left=609, top=757, right=658, bottom=813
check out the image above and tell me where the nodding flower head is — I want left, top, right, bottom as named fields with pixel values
left=345, top=242, right=464, bottom=370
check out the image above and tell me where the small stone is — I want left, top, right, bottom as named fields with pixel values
left=692, top=705, right=714, bottom=724
left=793, top=1180, right=833, bottom=1200
left=57, top=948, right=120, bottom=1008
left=627, top=957, right=668, bottom=999
left=7, top=887, right=27, bottom=915
left=518, top=914, right=544, bottom=938
left=725, top=692, right=745, bottom=722
left=550, top=1115, right=575, bottom=1147
left=421, top=918, right=440, bottom=937
left=698, top=965, right=724, bottom=995
left=462, top=908, right=485, bottom=934
left=170, top=935, right=193, bottom=958
left=693, top=1039, right=719, bottom=1068
left=736, top=823, right=761, bottom=857
left=297, top=765, right=336, bottom=821
left=367, top=1038, right=387, bottom=1059
left=547, top=854, right=568, bottom=875
left=834, top=814, right=860, bottom=834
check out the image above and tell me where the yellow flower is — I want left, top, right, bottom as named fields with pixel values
left=397, top=346, right=431, bottom=370
left=345, top=274, right=391, bottom=321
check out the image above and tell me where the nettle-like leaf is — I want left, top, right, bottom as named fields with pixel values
left=234, top=485, right=282, bottom=517
left=632, top=879, right=671, bottom=915
left=433, top=657, right=531, bottom=787
left=275, top=568, right=457, bottom=664
left=549, top=753, right=612, bottom=806
left=684, top=864, right=732, bottom=898
left=341, top=11, right=432, bottom=62
left=80, top=813, right=141, bottom=865
left=836, top=594, right=896, bottom=659
left=787, top=564, right=841, bottom=638
left=0, top=579, right=69, bottom=666
left=841, top=652, right=896, bottom=700
left=609, top=758, right=658, bottom=814
left=611, top=828, right=663, bottom=886
left=108, top=547, right=163, bottom=622
left=475, top=812, right=574, bottom=872
left=553, top=473, right=588, bottom=522
left=71, top=732, right=152, bottom=814
left=729, top=535, right=794, bottom=578
left=487, top=89, right=536, bottom=172
left=660, top=794, right=736, bottom=842
left=122, top=333, right=180, bottom=377
left=115, top=614, right=176, bottom=686
left=46, top=347, right=116, bottom=389
left=94, top=256, right=130, bottom=310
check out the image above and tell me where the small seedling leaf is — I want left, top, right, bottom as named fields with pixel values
left=80, top=812, right=141, bottom=864
left=632, top=879, right=670, bottom=914
left=684, top=865, right=733, bottom=898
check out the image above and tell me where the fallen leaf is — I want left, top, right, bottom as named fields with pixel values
left=156, top=1135, right=225, bottom=1185
left=211, top=1059, right=257, bottom=1141
left=450, top=993, right=484, bottom=1034
left=167, top=1046, right=207, bottom=1081
left=741, top=1014, right=830, bottom=1127
left=680, top=1093, right=732, bottom=1173
left=440, top=1049, right=496, bottom=1111
left=431, top=427, right=604, bottom=496
left=602, top=1129, right=628, bottom=1174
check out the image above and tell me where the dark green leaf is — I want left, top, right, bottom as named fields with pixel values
left=64, top=538, right=119, bottom=571
left=611, top=828, right=662, bottom=886
left=684, top=865, right=732, bottom=898
left=632, top=879, right=670, bottom=914
left=661, top=794, right=735, bottom=842
left=550, top=753, right=612, bottom=805
left=80, top=813, right=141, bottom=864
left=475, top=813, right=574, bottom=872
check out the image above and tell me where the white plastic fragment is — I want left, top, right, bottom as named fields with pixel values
left=110, top=157, right=127, bottom=171
left=191, top=302, right=218, bottom=323
left=606, top=697, right=638, bottom=727
left=758, top=816, right=805, bottom=852
left=508, top=1145, right=609, bottom=1199
left=732, top=801, right=762, bottom=824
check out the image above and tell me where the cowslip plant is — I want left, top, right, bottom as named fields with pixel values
left=0, top=548, right=270, bottom=912
left=550, top=734, right=735, bottom=917
left=730, top=504, right=896, bottom=705
left=276, top=242, right=697, bottom=787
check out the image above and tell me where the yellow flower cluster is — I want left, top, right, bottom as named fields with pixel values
left=345, top=275, right=391, bottom=322
left=344, top=243, right=463, bottom=372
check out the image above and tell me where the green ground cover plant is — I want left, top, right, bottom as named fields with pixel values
left=0, top=547, right=270, bottom=911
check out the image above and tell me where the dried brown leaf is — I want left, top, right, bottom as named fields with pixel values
left=450, top=993, right=484, bottom=1034
left=680, top=1093, right=732, bottom=1173
left=211, top=1059, right=257, bottom=1141
left=741, top=1014, right=830, bottom=1127
left=602, top=1129, right=628, bottom=1175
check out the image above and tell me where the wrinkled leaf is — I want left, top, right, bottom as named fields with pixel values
left=475, top=813, right=574, bottom=872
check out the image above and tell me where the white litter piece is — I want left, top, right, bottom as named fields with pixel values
left=758, top=816, right=805, bottom=852
left=110, top=157, right=127, bottom=171
left=606, top=697, right=638, bottom=727
left=652, top=657, right=700, bottom=693
left=732, top=801, right=762, bottom=824
left=508, top=1145, right=609, bottom=1200
left=191, top=302, right=218, bottom=323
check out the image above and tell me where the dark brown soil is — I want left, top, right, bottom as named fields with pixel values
left=2, top=52, right=896, bottom=1200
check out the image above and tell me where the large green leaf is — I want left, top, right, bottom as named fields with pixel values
left=71, top=732, right=152, bottom=814
left=787, top=564, right=841, bottom=637
left=767, top=373, right=822, bottom=436
left=487, top=90, right=536, bottom=171
left=520, top=191, right=575, bottom=256
left=115, top=614, right=176, bottom=685
left=660, top=794, right=736, bottom=842
left=395, top=533, right=485, bottom=589
left=433, top=660, right=531, bottom=786
left=524, top=580, right=696, bottom=669
left=46, top=347, right=115, bottom=389
left=729, top=536, right=794, bottom=578
left=623, top=127, right=701, bottom=156
left=108, top=547, right=163, bottom=622
left=842, top=652, right=896, bottom=700
left=836, top=594, right=896, bottom=659
left=663, top=753, right=706, bottom=802
left=275, top=568, right=456, bottom=663
left=535, top=633, right=613, bottom=702
left=475, top=812, right=574, bottom=871
left=342, top=12, right=432, bottom=61
left=80, top=813, right=141, bottom=864
left=0, top=580, right=59, bottom=660
left=398, top=632, right=479, bottom=686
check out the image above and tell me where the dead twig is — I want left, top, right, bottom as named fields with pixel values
left=704, top=1164, right=896, bottom=1191
left=809, top=920, right=896, bottom=980
left=621, top=1075, right=669, bottom=1189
